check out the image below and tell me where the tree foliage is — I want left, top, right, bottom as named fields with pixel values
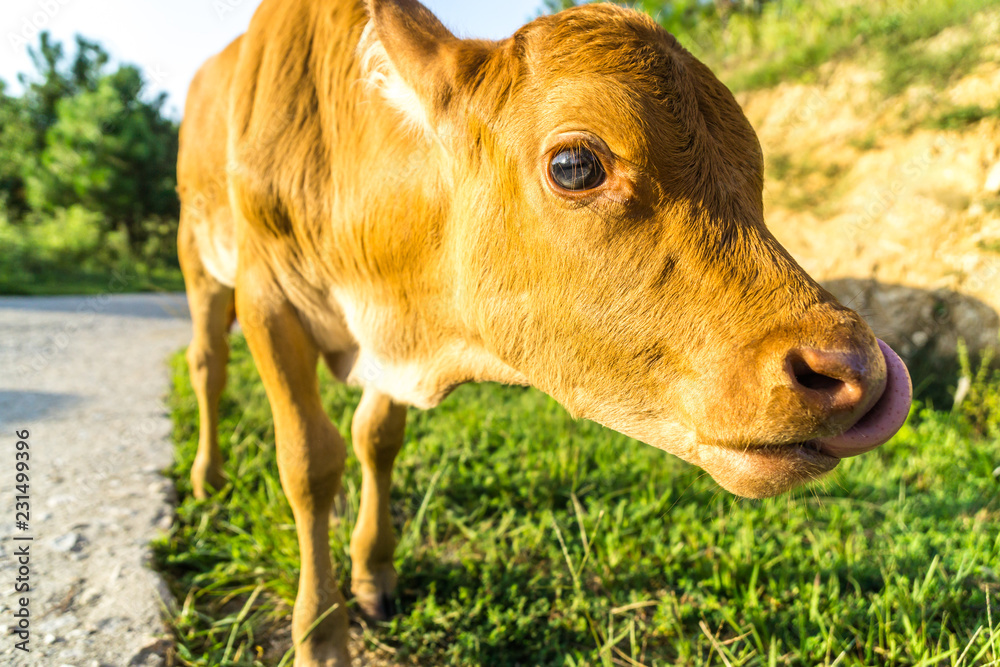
left=26, top=64, right=179, bottom=247
left=0, top=80, right=33, bottom=218
left=0, top=32, right=178, bottom=252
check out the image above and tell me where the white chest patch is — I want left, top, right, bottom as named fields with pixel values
left=332, top=287, right=528, bottom=408
left=348, top=348, right=448, bottom=409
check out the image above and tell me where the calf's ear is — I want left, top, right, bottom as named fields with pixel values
left=361, top=0, right=495, bottom=135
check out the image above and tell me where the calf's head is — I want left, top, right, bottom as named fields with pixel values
left=362, top=0, right=912, bottom=498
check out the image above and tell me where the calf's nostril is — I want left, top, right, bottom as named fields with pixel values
left=794, top=369, right=844, bottom=392
left=787, top=348, right=865, bottom=411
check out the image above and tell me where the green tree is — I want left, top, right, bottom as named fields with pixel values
left=19, top=33, right=110, bottom=146
left=0, top=80, right=34, bottom=217
left=21, top=37, right=179, bottom=250
left=2, top=33, right=124, bottom=220
left=2, top=32, right=182, bottom=293
left=19, top=32, right=73, bottom=150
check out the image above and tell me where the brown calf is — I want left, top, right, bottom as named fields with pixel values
left=177, top=1, right=911, bottom=664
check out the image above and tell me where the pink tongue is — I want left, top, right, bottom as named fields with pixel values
left=816, top=339, right=912, bottom=458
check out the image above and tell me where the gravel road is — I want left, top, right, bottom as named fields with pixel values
left=0, top=293, right=191, bottom=667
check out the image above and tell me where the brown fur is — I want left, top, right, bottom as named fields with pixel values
left=177, top=1, right=887, bottom=663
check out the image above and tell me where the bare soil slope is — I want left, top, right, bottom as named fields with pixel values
left=736, top=9, right=1000, bottom=362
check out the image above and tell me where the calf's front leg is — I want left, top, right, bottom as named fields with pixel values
left=237, top=274, right=351, bottom=667
left=350, top=389, right=407, bottom=619
left=178, top=228, right=234, bottom=499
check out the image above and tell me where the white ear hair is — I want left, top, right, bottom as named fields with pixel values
left=357, top=21, right=435, bottom=136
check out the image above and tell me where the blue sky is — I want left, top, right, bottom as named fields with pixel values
left=0, top=0, right=546, bottom=118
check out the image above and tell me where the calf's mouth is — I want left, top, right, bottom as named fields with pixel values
left=702, top=339, right=912, bottom=499
left=810, top=339, right=912, bottom=458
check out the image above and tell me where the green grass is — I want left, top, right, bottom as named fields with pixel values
left=680, top=0, right=1000, bottom=95
left=0, top=205, right=184, bottom=295
left=929, top=104, right=1000, bottom=131
left=156, top=335, right=1000, bottom=666
left=0, top=263, right=184, bottom=295
left=978, top=239, right=1000, bottom=255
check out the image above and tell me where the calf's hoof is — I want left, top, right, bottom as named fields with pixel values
left=354, top=590, right=397, bottom=621
left=293, top=644, right=351, bottom=667
left=352, top=571, right=398, bottom=621
left=352, top=569, right=398, bottom=621
left=191, top=457, right=226, bottom=500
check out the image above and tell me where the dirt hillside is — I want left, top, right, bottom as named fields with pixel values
left=734, top=8, right=1000, bottom=365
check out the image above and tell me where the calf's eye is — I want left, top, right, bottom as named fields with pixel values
left=549, top=146, right=605, bottom=191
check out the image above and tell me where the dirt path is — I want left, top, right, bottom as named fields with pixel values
left=0, top=293, right=191, bottom=667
